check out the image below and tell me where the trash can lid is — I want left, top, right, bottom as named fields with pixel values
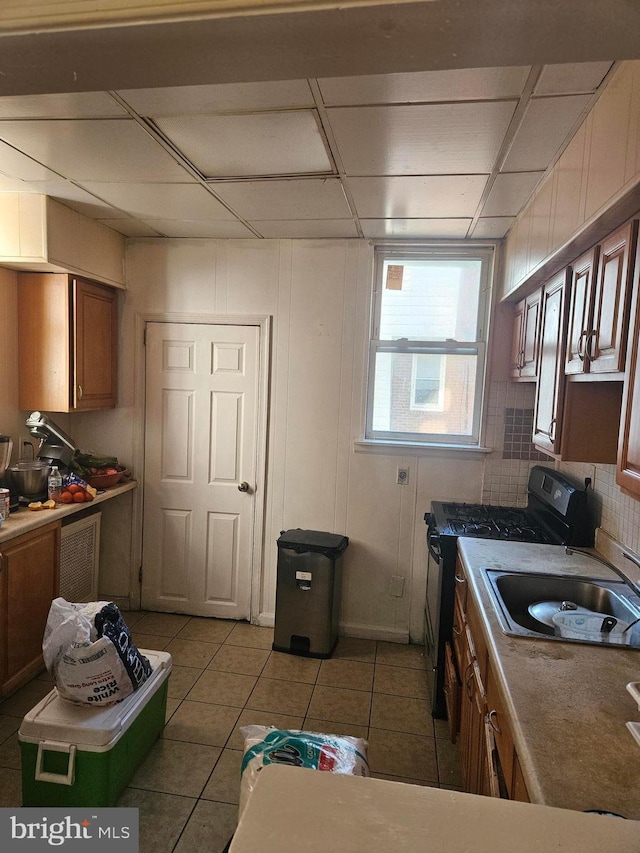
left=277, top=528, right=349, bottom=557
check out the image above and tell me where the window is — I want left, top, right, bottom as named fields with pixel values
left=366, top=246, right=493, bottom=446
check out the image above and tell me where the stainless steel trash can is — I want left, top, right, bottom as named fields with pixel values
left=272, top=529, right=349, bottom=658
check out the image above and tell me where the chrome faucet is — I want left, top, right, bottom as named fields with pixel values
left=564, top=546, right=640, bottom=598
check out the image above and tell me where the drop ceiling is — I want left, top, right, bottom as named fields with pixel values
left=0, top=61, right=614, bottom=240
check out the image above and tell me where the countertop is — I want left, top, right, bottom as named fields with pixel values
left=0, top=480, right=137, bottom=544
left=229, top=765, right=640, bottom=852
left=458, top=537, right=640, bottom=820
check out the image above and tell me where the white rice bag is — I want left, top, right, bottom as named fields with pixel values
left=239, top=725, right=369, bottom=815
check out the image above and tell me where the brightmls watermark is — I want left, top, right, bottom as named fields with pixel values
left=0, top=808, right=138, bottom=851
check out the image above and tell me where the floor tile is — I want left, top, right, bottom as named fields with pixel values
left=433, top=718, right=451, bottom=740
left=228, top=710, right=304, bottom=750
left=367, top=727, right=439, bottom=783
left=165, top=698, right=181, bottom=723
left=129, top=739, right=221, bottom=798
left=333, top=637, right=377, bottom=663
left=0, top=733, right=21, bottom=770
left=117, top=788, right=196, bottom=853
left=0, top=715, right=20, bottom=744
left=302, top=718, right=369, bottom=740
left=370, top=693, right=431, bottom=735
left=187, top=670, right=257, bottom=707
left=261, top=652, right=321, bottom=683
left=375, top=642, right=427, bottom=670
left=317, top=659, right=374, bottom=691
left=121, top=610, right=149, bottom=628
left=134, top=612, right=191, bottom=637
left=134, top=633, right=172, bottom=651
left=0, top=769, right=22, bottom=807
left=0, top=680, right=52, bottom=718
left=174, top=799, right=237, bottom=853
left=208, top=645, right=270, bottom=677
left=35, top=669, right=55, bottom=683
left=167, top=666, right=202, bottom=700
left=164, top=638, right=221, bottom=668
left=246, top=677, right=313, bottom=717
left=201, top=748, right=243, bottom=804
left=436, top=736, right=464, bottom=788
left=225, top=622, right=274, bottom=650
left=374, top=664, right=430, bottom=699
left=177, top=618, right=235, bottom=644
left=163, top=700, right=241, bottom=747
left=307, top=685, right=371, bottom=727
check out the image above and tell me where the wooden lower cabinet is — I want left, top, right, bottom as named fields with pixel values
left=454, top=557, right=529, bottom=801
left=0, top=522, right=60, bottom=698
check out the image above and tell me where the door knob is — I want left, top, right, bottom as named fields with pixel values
left=238, top=481, right=250, bottom=492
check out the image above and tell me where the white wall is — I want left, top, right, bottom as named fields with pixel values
left=69, top=237, right=487, bottom=641
left=0, top=267, right=25, bottom=454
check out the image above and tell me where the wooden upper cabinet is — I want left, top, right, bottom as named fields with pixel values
left=617, top=235, right=640, bottom=496
left=565, top=221, right=637, bottom=376
left=510, top=290, right=541, bottom=380
left=533, top=271, right=569, bottom=455
left=18, top=272, right=118, bottom=413
left=565, top=248, right=598, bottom=374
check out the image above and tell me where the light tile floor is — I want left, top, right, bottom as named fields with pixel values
left=0, top=614, right=461, bottom=852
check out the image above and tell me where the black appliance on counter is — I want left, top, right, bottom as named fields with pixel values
left=423, top=465, right=594, bottom=719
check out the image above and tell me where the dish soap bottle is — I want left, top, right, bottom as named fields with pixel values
left=48, top=466, right=62, bottom=504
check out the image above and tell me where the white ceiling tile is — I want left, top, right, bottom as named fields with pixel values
left=143, top=219, right=255, bottom=238
left=80, top=183, right=236, bottom=220
left=0, top=174, right=36, bottom=191
left=361, top=218, right=472, bottom=238
left=118, top=80, right=314, bottom=115
left=0, top=140, right=62, bottom=181
left=213, top=178, right=351, bottom=219
left=535, top=62, right=613, bottom=95
left=318, top=66, right=530, bottom=106
left=24, top=180, right=123, bottom=218
left=97, top=219, right=164, bottom=237
left=0, top=120, right=191, bottom=182
left=347, top=175, right=488, bottom=218
left=470, top=217, right=515, bottom=238
left=481, top=172, right=544, bottom=217
left=155, top=112, right=332, bottom=178
left=502, top=95, right=592, bottom=172
left=250, top=219, right=358, bottom=238
left=328, top=102, right=516, bottom=175
left=0, top=92, right=126, bottom=119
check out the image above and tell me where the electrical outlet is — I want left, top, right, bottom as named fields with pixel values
left=397, top=467, right=409, bottom=485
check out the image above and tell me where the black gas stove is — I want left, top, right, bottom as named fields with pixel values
left=423, top=465, right=594, bottom=719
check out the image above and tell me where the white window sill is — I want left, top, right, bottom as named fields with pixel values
left=354, top=440, right=494, bottom=457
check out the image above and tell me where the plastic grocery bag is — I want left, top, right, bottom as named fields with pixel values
left=42, top=597, right=152, bottom=706
left=239, top=726, right=369, bottom=815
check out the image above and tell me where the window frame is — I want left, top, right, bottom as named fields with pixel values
left=365, top=245, right=494, bottom=448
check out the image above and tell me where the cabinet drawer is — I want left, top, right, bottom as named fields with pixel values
left=454, top=558, right=467, bottom=610
left=486, top=664, right=515, bottom=793
left=466, top=594, right=488, bottom=684
left=452, top=592, right=465, bottom=670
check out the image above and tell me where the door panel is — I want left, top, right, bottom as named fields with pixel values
left=564, top=249, right=597, bottom=374
left=143, top=322, right=259, bottom=619
left=533, top=271, right=569, bottom=455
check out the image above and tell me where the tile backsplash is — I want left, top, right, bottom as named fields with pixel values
left=482, top=379, right=640, bottom=556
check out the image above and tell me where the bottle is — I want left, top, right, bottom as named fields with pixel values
left=48, top=466, right=62, bottom=504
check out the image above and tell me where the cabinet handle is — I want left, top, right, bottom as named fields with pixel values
left=548, top=417, right=556, bottom=443
left=586, top=329, right=597, bottom=362
left=452, top=623, right=462, bottom=636
left=488, top=709, right=502, bottom=734
left=465, top=663, right=474, bottom=699
left=576, top=330, right=587, bottom=361
left=455, top=573, right=466, bottom=584
left=77, top=384, right=83, bottom=400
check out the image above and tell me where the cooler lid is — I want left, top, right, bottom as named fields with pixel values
left=18, top=650, right=171, bottom=749
left=277, top=529, right=349, bottom=557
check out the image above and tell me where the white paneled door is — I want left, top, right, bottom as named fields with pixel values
left=142, top=322, right=260, bottom=619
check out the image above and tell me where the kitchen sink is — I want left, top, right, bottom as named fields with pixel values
left=482, top=569, right=640, bottom=647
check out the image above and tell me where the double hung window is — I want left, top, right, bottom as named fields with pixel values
left=366, top=247, right=493, bottom=446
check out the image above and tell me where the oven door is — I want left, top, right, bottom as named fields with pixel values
left=424, top=516, right=442, bottom=663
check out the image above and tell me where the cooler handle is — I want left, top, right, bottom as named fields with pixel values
left=35, top=740, right=76, bottom=786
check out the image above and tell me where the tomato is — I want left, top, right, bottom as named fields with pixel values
left=67, top=484, right=82, bottom=494
left=72, top=491, right=86, bottom=503
left=60, top=491, right=73, bottom=503
left=84, top=491, right=94, bottom=502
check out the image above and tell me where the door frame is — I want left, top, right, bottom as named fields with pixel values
left=131, top=311, right=272, bottom=624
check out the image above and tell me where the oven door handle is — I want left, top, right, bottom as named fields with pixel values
left=427, top=531, right=442, bottom=562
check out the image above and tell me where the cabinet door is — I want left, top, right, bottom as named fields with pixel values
left=73, top=278, right=118, bottom=410
left=565, top=248, right=597, bottom=374
left=533, top=271, right=570, bottom=455
left=520, top=290, right=541, bottom=378
left=0, top=522, right=60, bottom=697
left=589, top=221, right=637, bottom=374
left=617, top=237, right=640, bottom=495
left=443, top=642, right=460, bottom=744
left=510, top=299, right=525, bottom=378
